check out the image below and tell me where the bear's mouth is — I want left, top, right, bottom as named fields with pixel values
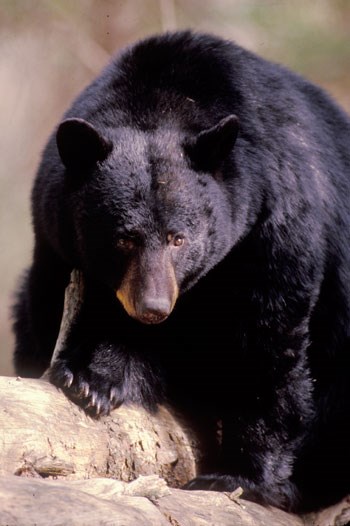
left=134, top=310, right=170, bottom=325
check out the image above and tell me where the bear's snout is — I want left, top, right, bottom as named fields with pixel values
left=116, top=250, right=179, bottom=324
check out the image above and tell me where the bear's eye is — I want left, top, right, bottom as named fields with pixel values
left=167, top=233, right=185, bottom=247
left=116, top=237, right=136, bottom=252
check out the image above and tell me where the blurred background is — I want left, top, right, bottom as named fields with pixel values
left=1, top=0, right=349, bottom=375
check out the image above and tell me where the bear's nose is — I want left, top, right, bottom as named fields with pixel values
left=138, top=298, right=171, bottom=324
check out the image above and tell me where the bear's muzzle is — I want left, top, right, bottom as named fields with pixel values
left=116, top=250, right=178, bottom=324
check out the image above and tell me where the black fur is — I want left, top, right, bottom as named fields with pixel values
left=13, top=31, right=350, bottom=512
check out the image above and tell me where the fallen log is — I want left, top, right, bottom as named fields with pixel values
left=2, top=270, right=350, bottom=525
left=0, top=474, right=305, bottom=526
left=1, top=375, right=350, bottom=526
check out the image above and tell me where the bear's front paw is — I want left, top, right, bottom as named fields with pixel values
left=49, top=359, right=124, bottom=417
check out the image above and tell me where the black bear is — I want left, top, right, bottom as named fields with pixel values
left=13, top=31, right=350, bottom=512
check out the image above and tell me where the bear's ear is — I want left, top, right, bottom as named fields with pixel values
left=184, top=115, right=239, bottom=173
left=56, top=118, right=112, bottom=170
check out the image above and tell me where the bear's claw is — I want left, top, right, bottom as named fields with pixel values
left=48, top=360, right=123, bottom=417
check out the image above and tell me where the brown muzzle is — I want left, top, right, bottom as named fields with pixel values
left=116, top=249, right=178, bottom=324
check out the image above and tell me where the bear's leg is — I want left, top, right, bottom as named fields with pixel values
left=184, top=473, right=300, bottom=510
left=185, top=347, right=315, bottom=512
left=48, top=279, right=164, bottom=416
left=13, top=243, right=71, bottom=377
left=185, top=435, right=301, bottom=511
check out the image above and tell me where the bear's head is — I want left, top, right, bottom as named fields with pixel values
left=56, top=116, right=239, bottom=324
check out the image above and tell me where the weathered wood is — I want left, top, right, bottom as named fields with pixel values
left=1, top=376, right=350, bottom=525
left=0, top=475, right=170, bottom=526
left=0, top=375, right=199, bottom=486
left=4, top=472, right=349, bottom=526
left=0, top=474, right=305, bottom=526
left=49, top=268, right=84, bottom=367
